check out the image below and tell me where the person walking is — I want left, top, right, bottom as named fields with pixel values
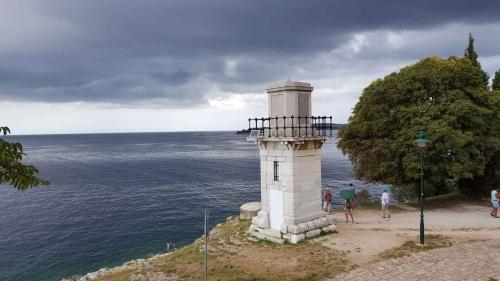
left=343, top=198, right=355, bottom=223
left=491, top=188, right=499, bottom=218
left=381, top=188, right=391, bottom=218
left=323, top=188, right=332, bottom=213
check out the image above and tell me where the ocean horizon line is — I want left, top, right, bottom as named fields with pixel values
left=4, top=129, right=241, bottom=137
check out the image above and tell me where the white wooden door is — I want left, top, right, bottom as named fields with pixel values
left=269, top=189, right=284, bottom=230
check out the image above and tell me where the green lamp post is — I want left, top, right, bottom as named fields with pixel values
left=415, top=131, right=430, bottom=245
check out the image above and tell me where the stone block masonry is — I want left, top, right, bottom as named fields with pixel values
left=247, top=80, right=335, bottom=244
left=249, top=137, right=335, bottom=244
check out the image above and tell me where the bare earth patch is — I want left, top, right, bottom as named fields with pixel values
left=319, top=203, right=500, bottom=266
left=376, top=234, right=452, bottom=260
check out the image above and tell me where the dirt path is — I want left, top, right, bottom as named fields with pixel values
left=330, top=240, right=500, bottom=281
left=317, top=203, right=500, bottom=279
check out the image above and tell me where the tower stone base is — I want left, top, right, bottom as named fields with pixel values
left=249, top=214, right=335, bottom=244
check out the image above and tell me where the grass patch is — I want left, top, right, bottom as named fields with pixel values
left=95, top=216, right=349, bottom=281
left=425, top=191, right=466, bottom=205
left=405, top=191, right=471, bottom=210
left=377, top=234, right=452, bottom=260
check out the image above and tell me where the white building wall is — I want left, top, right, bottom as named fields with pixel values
left=258, top=139, right=324, bottom=230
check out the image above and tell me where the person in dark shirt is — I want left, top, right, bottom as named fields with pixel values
left=343, top=198, right=355, bottom=223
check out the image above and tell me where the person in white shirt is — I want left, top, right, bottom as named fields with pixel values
left=490, top=189, right=499, bottom=218
left=381, top=188, right=391, bottom=218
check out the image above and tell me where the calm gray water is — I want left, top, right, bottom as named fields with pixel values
left=0, top=131, right=388, bottom=281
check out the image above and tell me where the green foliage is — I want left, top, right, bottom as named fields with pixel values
left=338, top=56, right=499, bottom=198
left=464, top=33, right=489, bottom=87
left=390, top=184, right=418, bottom=203
left=493, top=70, right=500, bottom=91
left=0, top=126, right=49, bottom=190
left=460, top=90, right=500, bottom=194
left=464, top=33, right=479, bottom=66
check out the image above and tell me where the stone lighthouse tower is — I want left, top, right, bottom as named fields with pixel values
left=247, top=80, right=335, bottom=244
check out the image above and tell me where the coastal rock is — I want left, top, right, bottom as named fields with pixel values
left=209, top=227, right=220, bottom=238
left=61, top=274, right=77, bottom=279
left=86, top=268, right=108, bottom=279
left=247, top=236, right=259, bottom=242
left=129, top=272, right=177, bottom=281
left=129, top=274, right=147, bottom=281
left=65, top=252, right=174, bottom=281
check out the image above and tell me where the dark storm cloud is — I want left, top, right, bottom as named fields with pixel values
left=1, top=0, right=499, bottom=105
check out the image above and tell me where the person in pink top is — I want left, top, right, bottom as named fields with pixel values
left=381, top=188, right=391, bottom=218
left=323, top=188, right=332, bottom=213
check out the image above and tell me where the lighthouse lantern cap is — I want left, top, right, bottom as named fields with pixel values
left=266, top=80, right=313, bottom=93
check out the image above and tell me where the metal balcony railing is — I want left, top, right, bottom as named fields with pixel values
left=247, top=116, right=333, bottom=138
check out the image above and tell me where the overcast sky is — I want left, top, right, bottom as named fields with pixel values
left=2, top=0, right=500, bottom=134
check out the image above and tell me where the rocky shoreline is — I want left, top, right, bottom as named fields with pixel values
left=61, top=252, right=176, bottom=281
left=61, top=209, right=337, bottom=281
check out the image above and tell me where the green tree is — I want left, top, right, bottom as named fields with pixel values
left=0, top=126, right=49, bottom=190
left=461, top=89, right=500, bottom=193
left=464, top=33, right=490, bottom=87
left=338, top=57, right=499, bottom=198
left=492, top=70, right=500, bottom=90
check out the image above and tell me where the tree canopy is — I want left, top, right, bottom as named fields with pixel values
left=493, top=70, right=500, bottom=91
left=338, top=56, right=499, bottom=198
left=464, top=33, right=490, bottom=87
left=0, top=127, right=49, bottom=190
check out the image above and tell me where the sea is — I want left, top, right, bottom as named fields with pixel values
left=0, top=131, right=388, bottom=281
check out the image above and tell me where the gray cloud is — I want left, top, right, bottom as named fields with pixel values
left=1, top=0, right=500, bottom=106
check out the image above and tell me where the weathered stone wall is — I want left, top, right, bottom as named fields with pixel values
left=251, top=138, right=334, bottom=244
left=258, top=139, right=324, bottom=227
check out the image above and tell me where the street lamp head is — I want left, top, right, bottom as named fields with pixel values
left=415, top=131, right=430, bottom=148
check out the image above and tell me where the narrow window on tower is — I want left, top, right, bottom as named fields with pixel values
left=273, top=161, right=279, bottom=181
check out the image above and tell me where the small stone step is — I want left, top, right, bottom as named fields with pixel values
left=250, top=230, right=285, bottom=244
left=240, top=202, right=261, bottom=220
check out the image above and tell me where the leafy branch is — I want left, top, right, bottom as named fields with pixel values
left=0, top=126, right=49, bottom=190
